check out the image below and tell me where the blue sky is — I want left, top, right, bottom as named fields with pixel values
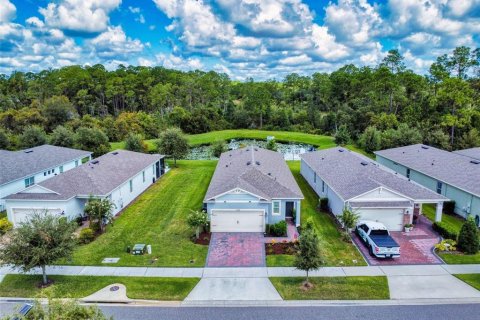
left=1, top=0, right=479, bottom=80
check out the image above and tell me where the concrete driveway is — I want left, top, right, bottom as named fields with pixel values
left=353, top=216, right=442, bottom=265
left=206, top=233, right=265, bottom=267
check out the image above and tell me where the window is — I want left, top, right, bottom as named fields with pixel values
left=273, top=201, right=281, bottom=215
left=322, top=181, right=325, bottom=193
left=314, top=173, right=316, bottom=183
left=52, top=168, right=55, bottom=173
left=129, top=180, right=133, bottom=192
left=48, top=170, right=50, bottom=174
left=44, top=172, right=46, bottom=176
left=142, top=171, right=145, bottom=182
left=60, top=166, right=63, bottom=173
left=24, top=176, right=34, bottom=188
left=75, top=160, right=79, bottom=167
left=406, top=168, right=410, bottom=178
left=436, top=181, right=442, bottom=194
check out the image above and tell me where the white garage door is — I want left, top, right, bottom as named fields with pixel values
left=211, top=210, right=264, bottom=232
left=12, top=208, right=62, bottom=225
left=357, top=208, right=404, bottom=231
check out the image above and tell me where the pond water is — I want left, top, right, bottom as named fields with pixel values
left=185, top=139, right=316, bottom=160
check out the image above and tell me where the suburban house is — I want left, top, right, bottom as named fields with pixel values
left=300, top=147, right=447, bottom=231
left=204, top=147, right=303, bottom=233
left=4, top=150, right=165, bottom=226
left=0, top=145, right=92, bottom=212
left=376, top=144, right=480, bottom=223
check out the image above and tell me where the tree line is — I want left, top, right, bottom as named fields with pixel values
left=0, top=46, right=479, bottom=155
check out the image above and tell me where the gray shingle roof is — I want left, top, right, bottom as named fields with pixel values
left=0, top=145, right=92, bottom=186
left=453, top=147, right=480, bottom=160
left=301, top=147, right=447, bottom=202
left=376, top=144, right=480, bottom=197
left=4, top=150, right=163, bottom=201
left=204, top=147, right=303, bottom=201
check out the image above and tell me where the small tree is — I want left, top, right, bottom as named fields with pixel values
left=359, top=126, right=382, bottom=153
left=74, top=127, right=110, bottom=157
left=265, top=139, right=278, bottom=151
left=50, top=125, right=75, bottom=148
left=125, top=132, right=147, bottom=153
left=0, top=129, right=10, bottom=149
left=187, top=210, right=208, bottom=240
left=339, top=208, right=360, bottom=232
left=457, top=216, right=480, bottom=254
left=211, top=140, right=227, bottom=158
left=334, top=124, right=350, bottom=146
left=156, top=128, right=189, bottom=167
left=84, top=197, right=115, bottom=233
left=294, top=227, right=322, bottom=286
left=19, top=126, right=47, bottom=148
left=0, top=211, right=77, bottom=285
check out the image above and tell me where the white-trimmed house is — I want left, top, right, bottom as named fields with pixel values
left=4, top=150, right=165, bottom=226
left=300, top=147, right=447, bottom=231
left=204, top=147, right=303, bottom=232
left=0, top=145, right=92, bottom=212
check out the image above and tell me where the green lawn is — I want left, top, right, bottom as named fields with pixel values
left=267, top=162, right=366, bottom=267
left=67, top=160, right=215, bottom=267
left=270, top=276, right=389, bottom=300
left=266, top=254, right=296, bottom=267
left=0, top=275, right=198, bottom=300
left=111, top=129, right=336, bottom=151
left=455, top=274, right=480, bottom=291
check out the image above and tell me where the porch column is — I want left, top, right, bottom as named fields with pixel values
left=296, top=201, right=301, bottom=227
left=435, top=202, right=443, bottom=222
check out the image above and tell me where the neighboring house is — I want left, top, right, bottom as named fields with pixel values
left=204, top=147, right=303, bottom=233
left=0, top=145, right=92, bottom=212
left=300, top=147, right=447, bottom=231
left=4, top=150, right=165, bottom=226
left=376, top=144, right=480, bottom=223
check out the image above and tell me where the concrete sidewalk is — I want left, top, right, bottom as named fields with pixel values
left=1, top=264, right=479, bottom=278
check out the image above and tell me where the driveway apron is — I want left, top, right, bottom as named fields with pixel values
left=206, top=232, right=266, bottom=267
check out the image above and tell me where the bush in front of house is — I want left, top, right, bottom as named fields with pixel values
left=433, top=221, right=458, bottom=240
left=319, top=197, right=329, bottom=211
left=435, top=239, right=457, bottom=252
left=443, top=201, right=456, bottom=215
left=78, top=228, right=95, bottom=244
left=457, top=217, right=480, bottom=254
left=0, top=217, right=13, bottom=235
left=270, top=221, right=287, bottom=237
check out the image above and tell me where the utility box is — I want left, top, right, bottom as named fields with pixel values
left=147, top=244, right=152, bottom=254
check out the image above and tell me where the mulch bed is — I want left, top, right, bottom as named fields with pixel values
left=265, top=242, right=297, bottom=255
left=194, top=232, right=211, bottom=245
left=37, top=279, right=55, bottom=289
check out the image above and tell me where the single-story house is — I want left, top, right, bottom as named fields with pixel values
left=204, top=147, right=303, bottom=233
left=0, top=145, right=92, bottom=212
left=300, top=147, right=447, bottom=231
left=4, top=150, right=165, bottom=226
left=376, top=144, right=480, bottom=223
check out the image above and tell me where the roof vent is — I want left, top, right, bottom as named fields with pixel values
left=255, top=161, right=260, bottom=165
left=471, top=160, right=480, bottom=164
left=360, top=161, right=368, bottom=166
left=112, top=151, right=119, bottom=155
left=24, top=150, right=33, bottom=153
left=421, top=145, right=429, bottom=149
left=225, top=164, right=229, bottom=167
left=254, top=148, right=258, bottom=151
left=91, top=160, right=99, bottom=165
left=246, top=148, right=250, bottom=151
left=338, top=149, right=344, bottom=152
left=247, top=161, right=251, bottom=166
left=268, top=172, right=272, bottom=176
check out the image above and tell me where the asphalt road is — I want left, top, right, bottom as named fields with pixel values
left=1, top=303, right=480, bottom=320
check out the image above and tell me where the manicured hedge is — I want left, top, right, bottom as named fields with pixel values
left=433, top=221, right=458, bottom=240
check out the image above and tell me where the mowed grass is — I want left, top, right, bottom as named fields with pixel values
left=111, top=129, right=336, bottom=151
left=266, top=254, right=296, bottom=267
left=267, top=162, right=366, bottom=267
left=67, top=160, right=216, bottom=267
left=0, top=275, right=199, bottom=300
left=270, top=276, right=389, bottom=300
left=455, top=274, right=480, bottom=291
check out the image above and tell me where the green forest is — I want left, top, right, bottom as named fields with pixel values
left=0, top=46, right=479, bottom=156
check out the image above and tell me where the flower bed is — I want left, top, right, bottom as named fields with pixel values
left=193, top=232, right=211, bottom=245
left=265, top=241, right=297, bottom=255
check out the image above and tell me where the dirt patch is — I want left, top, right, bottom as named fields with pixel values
left=265, top=242, right=297, bottom=255
left=194, top=232, right=211, bottom=245
left=36, top=279, right=55, bottom=289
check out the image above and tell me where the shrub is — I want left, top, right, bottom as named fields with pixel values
left=270, top=221, right=287, bottom=237
left=210, top=140, right=227, bottom=158
left=433, top=221, right=458, bottom=240
left=319, top=197, right=329, bottom=211
left=78, top=228, right=95, bottom=244
left=340, top=231, right=351, bottom=243
left=443, top=201, right=456, bottom=215
left=457, top=217, right=480, bottom=254
left=435, top=239, right=457, bottom=252
left=0, top=217, right=13, bottom=235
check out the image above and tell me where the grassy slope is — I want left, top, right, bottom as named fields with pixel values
left=68, top=160, right=215, bottom=267
left=270, top=276, right=389, bottom=300
left=455, top=274, right=480, bottom=291
left=0, top=275, right=198, bottom=300
left=267, top=162, right=366, bottom=267
left=111, top=129, right=336, bottom=151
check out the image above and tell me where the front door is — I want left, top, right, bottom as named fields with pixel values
left=285, top=202, right=294, bottom=218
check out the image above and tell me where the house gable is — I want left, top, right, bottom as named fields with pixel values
left=20, top=185, right=58, bottom=194
left=209, top=188, right=265, bottom=202
left=349, top=187, right=411, bottom=202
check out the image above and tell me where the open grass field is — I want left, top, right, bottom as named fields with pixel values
left=110, top=129, right=336, bottom=151
left=67, top=160, right=215, bottom=267
left=270, top=276, right=389, bottom=300
left=0, top=275, right=199, bottom=300
left=265, top=162, right=366, bottom=267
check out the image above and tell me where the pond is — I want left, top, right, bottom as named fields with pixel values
left=185, top=139, right=316, bottom=160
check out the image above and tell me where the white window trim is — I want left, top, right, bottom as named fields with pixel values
left=272, top=200, right=281, bottom=216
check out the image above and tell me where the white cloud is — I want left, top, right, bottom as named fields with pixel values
left=155, top=53, right=203, bottom=70
left=0, top=0, right=16, bottom=23
left=310, top=25, right=349, bottom=60
left=39, top=0, right=121, bottom=34
left=89, top=26, right=144, bottom=58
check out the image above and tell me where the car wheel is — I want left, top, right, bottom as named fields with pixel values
left=369, top=245, right=375, bottom=257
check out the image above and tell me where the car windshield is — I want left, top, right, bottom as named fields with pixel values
left=370, top=229, right=388, bottom=236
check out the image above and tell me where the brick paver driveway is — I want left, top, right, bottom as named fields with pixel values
left=206, top=233, right=265, bottom=267
left=352, top=216, right=443, bottom=265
